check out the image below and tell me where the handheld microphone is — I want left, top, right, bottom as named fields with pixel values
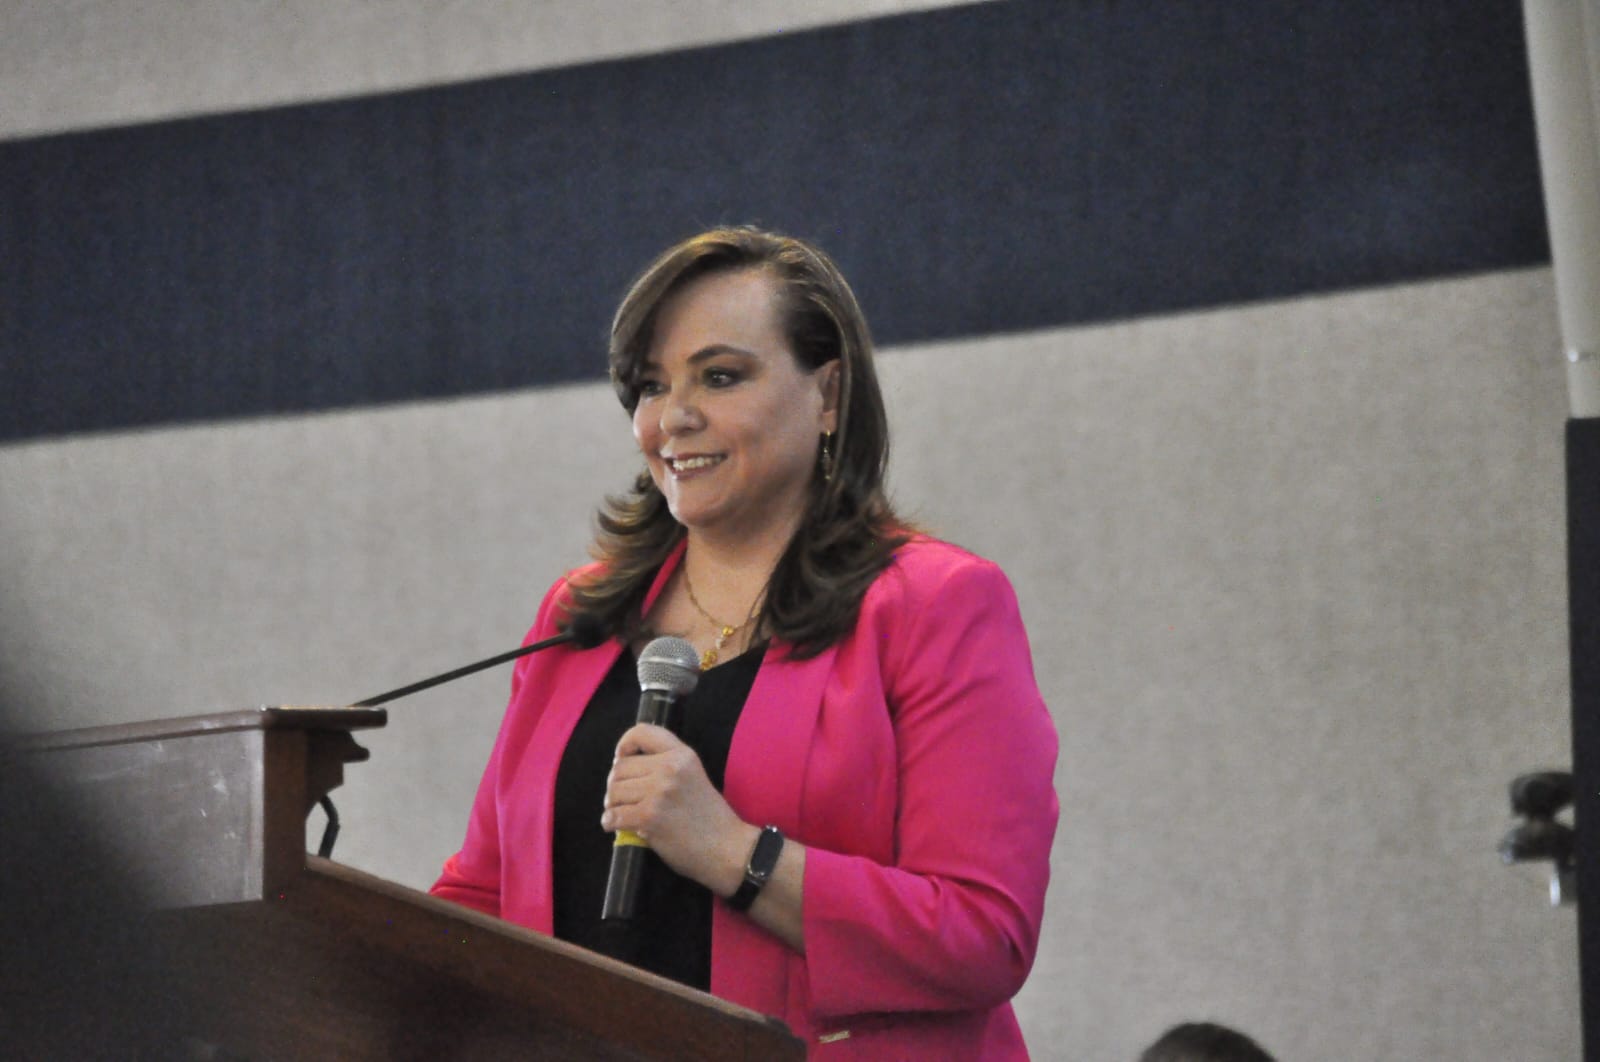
left=351, top=613, right=606, bottom=707
left=601, top=636, right=701, bottom=922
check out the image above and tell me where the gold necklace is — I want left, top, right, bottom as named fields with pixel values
left=681, top=566, right=756, bottom=670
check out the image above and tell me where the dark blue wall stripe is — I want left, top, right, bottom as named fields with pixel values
left=1, top=0, right=1545, bottom=442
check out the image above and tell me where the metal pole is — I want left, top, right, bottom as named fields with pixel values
left=1523, top=4, right=1600, bottom=1058
left=1523, top=0, right=1600, bottom=418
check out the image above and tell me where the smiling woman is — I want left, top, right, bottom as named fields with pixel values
left=430, top=227, right=1059, bottom=1059
left=631, top=268, right=838, bottom=563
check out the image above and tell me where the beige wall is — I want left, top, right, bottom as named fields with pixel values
left=0, top=3, right=1577, bottom=1058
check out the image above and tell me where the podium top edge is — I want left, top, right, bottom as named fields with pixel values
left=11, top=705, right=389, bottom=751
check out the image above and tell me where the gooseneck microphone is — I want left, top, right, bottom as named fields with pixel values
left=308, top=613, right=606, bottom=861
left=601, top=636, right=701, bottom=922
left=351, top=613, right=606, bottom=707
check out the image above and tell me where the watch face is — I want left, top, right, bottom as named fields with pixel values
left=729, top=827, right=784, bottom=912
left=748, top=826, right=783, bottom=882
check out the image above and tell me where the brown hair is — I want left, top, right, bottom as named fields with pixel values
left=564, top=226, right=909, bottom=656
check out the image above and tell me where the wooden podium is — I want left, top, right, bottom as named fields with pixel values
left=26, top=707, right=804, bottom=1060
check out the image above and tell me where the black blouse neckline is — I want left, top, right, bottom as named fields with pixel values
left=549, top=639, right=765, bottom=990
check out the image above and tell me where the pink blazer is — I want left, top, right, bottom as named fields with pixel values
left=431, top=537, right=1059, bottom=1059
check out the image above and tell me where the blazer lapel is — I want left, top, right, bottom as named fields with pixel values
left=525, top=543, right=686, bottom=928
left=714, top=639, right=837, bottom=1020
left=519, top=637, right=620, bottom=933
left=724, top=642, right=836, bottom=830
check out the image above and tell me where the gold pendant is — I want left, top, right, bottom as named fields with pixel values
left=700, top=625, right=736, bottom=671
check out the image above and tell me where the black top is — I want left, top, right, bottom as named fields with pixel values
left=551, top=643, right=763, bottom=990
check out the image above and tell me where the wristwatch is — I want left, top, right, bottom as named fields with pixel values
left=728, top=825, right=784, bottom=912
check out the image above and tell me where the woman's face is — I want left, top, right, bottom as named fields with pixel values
left=632, top=268, right=838, bottom=546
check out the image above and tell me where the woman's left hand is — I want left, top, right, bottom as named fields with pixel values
left=602, top=723, right=755, bottom=895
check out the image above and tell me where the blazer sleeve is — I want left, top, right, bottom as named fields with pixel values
left=428, top=576, right=571, bottom=917
left=800, top=551, right=1059, bottom=1019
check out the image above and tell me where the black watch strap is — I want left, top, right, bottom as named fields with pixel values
left=728, top=825, right=784, bottom=912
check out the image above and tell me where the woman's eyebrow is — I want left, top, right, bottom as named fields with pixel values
left=686, top=344, right=759, bottom=363
left=640, top=344, right=758, bottom=376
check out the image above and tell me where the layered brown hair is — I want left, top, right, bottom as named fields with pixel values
left=564, top=226, right=909, bottom=657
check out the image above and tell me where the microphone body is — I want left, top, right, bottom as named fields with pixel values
left=602, top=637, right=700, bottom=922
left=632, top=686, right=684, bottom=731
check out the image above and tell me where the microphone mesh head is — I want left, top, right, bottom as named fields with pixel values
left=637, top=636, right=702, bottom=695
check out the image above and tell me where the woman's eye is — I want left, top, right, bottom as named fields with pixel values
left=705, top=367, right=739, bottom=387
left=637, top=379, right=665, bottom=398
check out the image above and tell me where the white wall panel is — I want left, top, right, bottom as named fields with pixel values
left=1, top=266, right=1576, bottom=1058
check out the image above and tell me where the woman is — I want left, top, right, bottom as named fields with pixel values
left=431, top=227, right=1059, bottom=1058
